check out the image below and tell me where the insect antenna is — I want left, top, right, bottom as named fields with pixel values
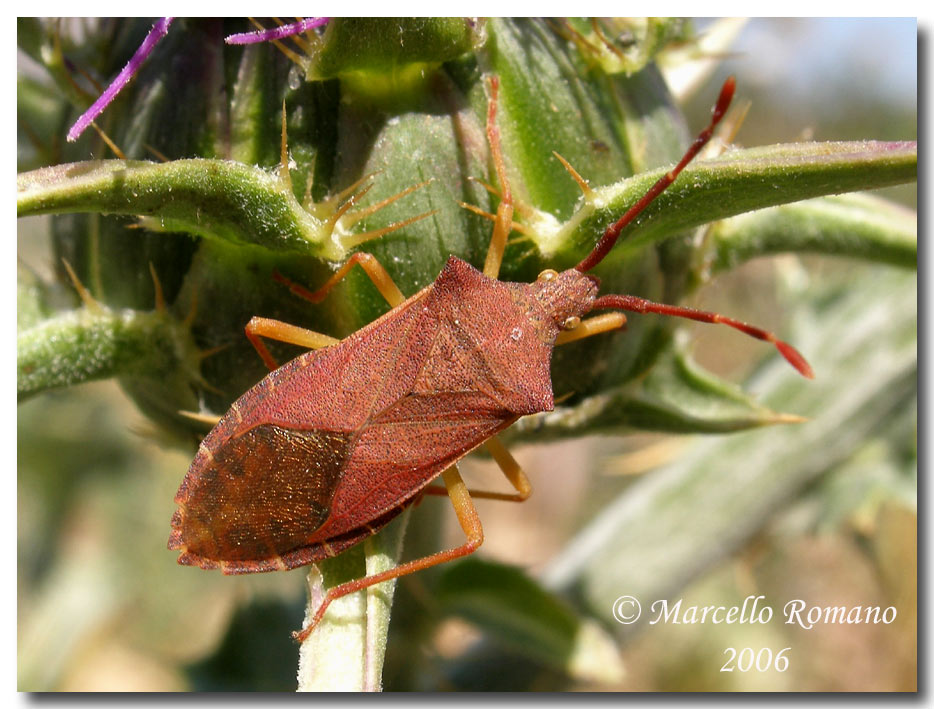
left=575, top=76, right=736, bottom=273
left=573, top=77, right=813, bottom=378
left=591, top=294, right=814, bottom=378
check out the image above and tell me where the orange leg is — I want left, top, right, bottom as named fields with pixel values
left=555, top=312, right=627, bottom=346
left=423, top=436, right=532, bottom=502
left=247, top=252, right=407, bottom=370
left=275, top=252, right=405, bottom=309
left=244, top=317, right=340, bottom=371
left=482, top=76, right=514, bottom=280
left=294, top=463, right=483, bottom=643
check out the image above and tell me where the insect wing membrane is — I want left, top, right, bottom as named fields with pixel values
left=171, top=423, right=353, bottom=563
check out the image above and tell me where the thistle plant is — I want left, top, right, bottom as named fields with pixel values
left=18, top=18, right=916, bottom=691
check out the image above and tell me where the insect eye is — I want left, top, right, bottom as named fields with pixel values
left=561, top=315, right=581, bottom=331
left=537, top=269, right=558, bottom=282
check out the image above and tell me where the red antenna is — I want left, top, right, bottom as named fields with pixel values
left=592, top=294, right=814, bottom=378
left=575, top=77, right=813, bottom=379
left=575, top=76, right=736, bottom=273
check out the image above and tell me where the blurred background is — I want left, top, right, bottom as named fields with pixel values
left=17, top=18, right=917, bottom=691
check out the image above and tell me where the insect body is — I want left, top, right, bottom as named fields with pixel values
left=169, top=76, right=812, bottom=640
left=170, top=256, right=596, bottom=571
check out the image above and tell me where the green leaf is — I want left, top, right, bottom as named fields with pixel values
left=17, top=298, right=201, bottom=403
left=436, top=558, right=624, bottom=683
left=17, top=139, right=916, bottom=300
left=546, top=141, right=918, bottom=267
left=707, top=192, right=917, bottom=273
left=17, top=160, right=339, bottom=258
left=487, top=19, right=687, bottom=221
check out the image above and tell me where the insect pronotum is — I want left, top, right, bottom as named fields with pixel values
left=168, top=75, right=813, bottom=642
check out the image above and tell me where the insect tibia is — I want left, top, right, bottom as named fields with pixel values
left=592, top=294, right=814, bottom=379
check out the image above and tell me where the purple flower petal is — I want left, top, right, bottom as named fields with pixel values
left=225, top=18, right=329, bottom=45
left=67, top=17, right=174, bottom=142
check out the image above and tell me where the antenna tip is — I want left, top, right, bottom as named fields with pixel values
left=777, top=341, right=815, bottom=379
left=714, top=76, right=737, bottom=119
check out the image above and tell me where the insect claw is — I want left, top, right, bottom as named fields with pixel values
left=292, top=626, right=312, bottom=644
